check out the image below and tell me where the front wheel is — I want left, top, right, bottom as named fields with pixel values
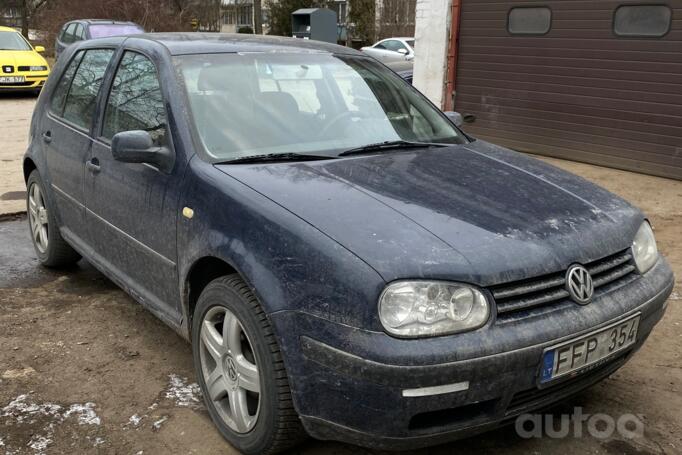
left=192, top=275, right=306, bottom=455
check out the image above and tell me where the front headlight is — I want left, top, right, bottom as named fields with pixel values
left=379, top=281, right=490, bottom=338
left=29, top=66, right=47, bottom=71
left=632, top=221, right=658, bottom=273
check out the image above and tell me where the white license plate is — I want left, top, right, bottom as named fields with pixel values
left=539, top=313, right=640, bottom=384
left=0, top=76, right=25, bottom=83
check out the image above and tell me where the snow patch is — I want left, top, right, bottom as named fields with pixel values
left=128, top=413, right=143, bottom=427
left=64, top=403, right=101, bottom=425
left=152, top=415, right=168, bottom=431
left=165, top=374, right=203, bottom=409
left=0, top=394, right=102, bottom=454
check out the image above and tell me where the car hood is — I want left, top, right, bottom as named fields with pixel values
left=0, top=50, right=48, bottom=67
left=217, top=140, right=644, bottom=286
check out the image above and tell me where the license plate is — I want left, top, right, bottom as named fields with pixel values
left=0, top=76, right=25, bottom=83
left=540, top=313, right=640, bottom=384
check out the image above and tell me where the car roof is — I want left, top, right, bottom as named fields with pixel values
left=0, top=26, right=20, bottom=32
left=67, top=19, right=142, bottom=26
left=109, top=33, right=364, bottom=56
left=380, top=37, right=414, bottom=41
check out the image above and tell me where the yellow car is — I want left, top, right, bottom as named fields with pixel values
left=0, top=26, right=50, bottom=94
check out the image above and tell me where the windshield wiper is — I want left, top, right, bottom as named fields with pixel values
left=338, top=140, right=449, bottom=157
left=216, top=152, right=335, bottom=165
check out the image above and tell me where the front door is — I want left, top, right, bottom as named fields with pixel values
left=85, top=50, right=182, bottom=321
left=44, top=48, right=114, bottom=242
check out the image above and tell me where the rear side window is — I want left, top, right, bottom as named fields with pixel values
left=74, top=24, right=85, bottom=41
left=62, top=23, right=77, bottom=44
left=102, top=51, right=167, bottom=145
left=62, top=49, right=115, bottom=130
left=508, top=7, right=552, bottom=35
left=51, top=50, right=85, bottom=115
left=614, top=5, right=671, bottom=37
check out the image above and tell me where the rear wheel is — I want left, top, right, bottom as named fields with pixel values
left=192, top=275, right=306, bottom=455
left=26, top=170, right=81, bottom=267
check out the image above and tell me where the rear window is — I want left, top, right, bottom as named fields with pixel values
left=508, top=7, right=552, bottom=35
left=88, top=24, right=144, bottom=39
left=614, top=5, right=671, bottom=37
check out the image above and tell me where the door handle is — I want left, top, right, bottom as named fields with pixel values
left=86, top=158, right=100, bottom=174
left=42, top=131, right=52, bottom=143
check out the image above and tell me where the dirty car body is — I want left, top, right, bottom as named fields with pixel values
left=24, top=34, right=674, bottom=451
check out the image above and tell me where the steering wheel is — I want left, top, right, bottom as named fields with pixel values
left=319, top=111, right=357, bottom=137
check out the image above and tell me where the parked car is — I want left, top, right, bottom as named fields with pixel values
left=386, top=59, right=413, bottom=84
left=0, top=26, right=49, bottom=94
left=361, top=37, right=415, bottom=63
left=55, top=19, right=143, bottom=59
left=24, top=34, right=674, bottom=454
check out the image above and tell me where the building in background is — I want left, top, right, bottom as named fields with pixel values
left=414, top=0, right=682, bottom=180
left=0, top=1, right=22, bottom=28
left=221, top=0, right=256, bottom=33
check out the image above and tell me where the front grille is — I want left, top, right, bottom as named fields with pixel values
left=506, top=351, right=629, bottom=415
left=17, top=66, right=30, bottom=72
left=491, top=249, right=637, bottom=319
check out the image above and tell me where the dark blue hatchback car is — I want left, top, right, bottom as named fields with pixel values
left=24, top=34, right=674, bottom=454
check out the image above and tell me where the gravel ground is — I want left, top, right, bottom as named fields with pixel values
left=0, top=94, right=680, bottom=455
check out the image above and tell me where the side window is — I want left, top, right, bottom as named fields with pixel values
left=384, top=40, right=406, bottom=52
left=74, top=24, right=85, bottom=41
left=508, top=7, right=552, bottom=35
left=374, top=41, right=387, bottom=50
left=614, top=5, right=671, bottom=37
left=51, top=50, right=85, bottom=115
left=102, top=52, right=167, bottom=145
left=62, top=23, right=76, bottom=44
left=62, top=49, right=115, bottom=129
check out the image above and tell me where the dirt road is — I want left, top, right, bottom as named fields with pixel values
left=0, top=93, right=36, bottom=216
left=0, top=93, right=680, bottom=454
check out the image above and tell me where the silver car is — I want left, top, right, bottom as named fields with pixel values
left=361, top=37, right=415, bottom=63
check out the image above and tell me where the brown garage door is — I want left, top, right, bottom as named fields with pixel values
left=454, top=0, right=682, bottom=180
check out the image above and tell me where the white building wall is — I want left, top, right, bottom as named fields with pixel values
left=413, top=0, right=451, bottom=108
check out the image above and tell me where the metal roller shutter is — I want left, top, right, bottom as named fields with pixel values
left=454, top=0, right=682, bottom=180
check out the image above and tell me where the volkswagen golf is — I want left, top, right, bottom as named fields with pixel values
left=23, top=34, right=674, bottom=454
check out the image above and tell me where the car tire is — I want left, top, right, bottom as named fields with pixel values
left=26, top=170, right=81, bottom=267
left=192, top=274, right=306, bottom=455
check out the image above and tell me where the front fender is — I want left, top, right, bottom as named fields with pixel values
left=177, top=157, right=386, bottom=335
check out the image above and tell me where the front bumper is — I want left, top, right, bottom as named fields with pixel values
left=269, top=258, right=674, bottom=450
left=0, top=72, right=48, bottom=91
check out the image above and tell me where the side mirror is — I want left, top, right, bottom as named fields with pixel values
left=111, top=130, right=174, bottom=173
left=397, top=48, right=408, bottom=55
left=444, top=111, right=464, bottom=127
left=34, top=45, right=45, bottom=53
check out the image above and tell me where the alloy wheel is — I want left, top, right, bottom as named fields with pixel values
left=28, top=182, right=49, bottom=254
left=199, top=306, right=261, bottom=433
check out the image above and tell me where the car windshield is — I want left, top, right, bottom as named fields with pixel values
left=0, top=31, right=31, bottom=50
left=88, top=24, right=144, bottom=38
left=176, top=52, right=464, bottom=162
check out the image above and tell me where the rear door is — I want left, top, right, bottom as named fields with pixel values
left=85, top=49, right=183, bottom=320
left=43, top=48, right=115, bottom=242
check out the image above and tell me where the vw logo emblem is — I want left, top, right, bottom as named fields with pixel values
left=225, top=356, right=238, bottom=382
left=2, top=66, right=12, bottom=74
left=566, top=264, right=594, bottom=304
